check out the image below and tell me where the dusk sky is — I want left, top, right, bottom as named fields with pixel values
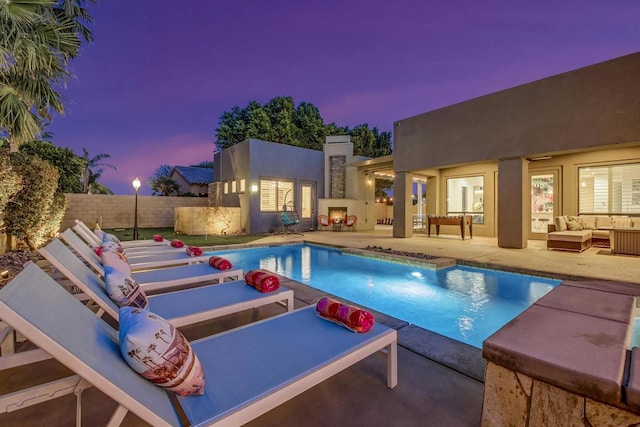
left=48, top=0, right=639, bottom=195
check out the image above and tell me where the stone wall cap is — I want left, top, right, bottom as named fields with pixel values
left=483, top=304, right=628, bottom=406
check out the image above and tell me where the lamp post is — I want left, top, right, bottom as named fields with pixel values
left=132, top=177, right=141, bottom=240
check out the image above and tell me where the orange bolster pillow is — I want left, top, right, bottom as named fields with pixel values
left=171, top=239, right=184, bottom=248
left=152, top=234, right=164, bottom=242
left=209, top=256, right=232, bottom=270
left=186, top=246, right=202, bottom=256
left=244, top=269, right=280, bottom=293
left=315, top=296, right=375, bottom=333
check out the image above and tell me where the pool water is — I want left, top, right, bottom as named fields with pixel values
left=210, top=244, right=560, bottom=348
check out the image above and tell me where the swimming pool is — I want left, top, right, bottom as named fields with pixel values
left=209, top=244, right=561, bottom=348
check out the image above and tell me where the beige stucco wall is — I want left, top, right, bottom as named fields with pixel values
left=394, top=53, right=640, bottom=172
left=174, top=206, right=242, bottom=235
left=61, top=194, right=209, bottom=230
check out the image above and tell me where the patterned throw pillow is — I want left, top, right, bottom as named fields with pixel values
left=565, top=216, right=584, bottom=231
left=119, top=306, right=205, bottom=396
left=104, top=266, right=148, bottom=309
left=94, top=229, right=105, bottom=241
left=101, top=250, right=132, bottom=276
left=209, top=256, right=232, bottom=270
left=316, top=296, right=375, bottom=333
left=244, top=269, right=280, bottom=293
left=103, top=232, right=121, bottom=244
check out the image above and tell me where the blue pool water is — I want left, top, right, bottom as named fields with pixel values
left=209, top=244, right=561, bottom=348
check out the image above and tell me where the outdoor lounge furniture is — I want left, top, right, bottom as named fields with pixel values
left=60, top=228, right=210, bottom=271
left=37, top=239, right=293, bottom=327
left=343, top=215, right=357, bottom=231
left=546, top=215, right=639, bottom=252
left=318, top=214, right=331, bottom=231
left=75, top=219, right=171, bottom=248
left=73, top=223, right=182, bottom=257
left=41, top=238, right=243, bottom=293
left=0, top=263, right=397, bottom=426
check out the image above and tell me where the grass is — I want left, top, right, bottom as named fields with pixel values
left=103, top=228, right=264, bottom=247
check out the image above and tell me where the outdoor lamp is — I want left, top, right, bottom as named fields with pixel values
left=132, top=177, right=141, bottom=239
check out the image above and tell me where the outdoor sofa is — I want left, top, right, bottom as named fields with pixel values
left=546, top=215, right=638, bottom=252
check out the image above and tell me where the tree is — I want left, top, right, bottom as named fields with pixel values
left=190, top=161, right=214, bottom=168
left=150, top=176, right=180, bottom=196
left=79, top=148, right=116, bottom=193
left=148, top=165, right=179, bottom=196
left=18, top=140, right=83, bottom=193
left=214, top=96, right=393, bottom=157
left=293, top=102, right=325, bottom=150
left=0, top=0, right=94, bottom=149
left=263, top=96, right=295, bottom=145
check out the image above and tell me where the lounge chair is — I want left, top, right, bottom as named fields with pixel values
left=37, top=239, right=293, bottom=327
left=75, top=219, right=171, bottom=248
left=60, top=229, right=210, bottom=272
left=0, top=263, right=397, bottom=426
left=318, top=214, right=331, bottom=231
left=343, top=215, right=357, bottom=231
left=72, top=224, right=182, bottom=257
left=41, top=238, right=242, bottom=293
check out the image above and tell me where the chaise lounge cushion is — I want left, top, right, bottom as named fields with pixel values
left=547, top=230, right=592, bottom=243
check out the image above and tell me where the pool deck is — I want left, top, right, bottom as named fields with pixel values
left=1, top=228, right=638, bottom=426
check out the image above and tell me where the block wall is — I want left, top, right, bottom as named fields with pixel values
left=174, top=207, right=242, bottom=235
left=61, top=194, right=209, bottom=230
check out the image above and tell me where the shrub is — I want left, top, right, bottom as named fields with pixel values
left=4, top=152, right=65, bottom=249
left=0, top=146, right=22, bottom=213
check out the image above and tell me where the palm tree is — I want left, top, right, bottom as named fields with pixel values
left=0, top=0, right=94, bottom=150
left=79, top=148, right=116, bottom=193
left=150, top=175, right=181, bottom=196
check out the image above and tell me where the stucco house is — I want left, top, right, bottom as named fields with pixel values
left=171, top=166, right=213, bottom=196
left=390, top=51, right=640, bottom=248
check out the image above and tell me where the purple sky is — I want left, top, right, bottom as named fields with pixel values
left=48, top=0, right=639, bottom=195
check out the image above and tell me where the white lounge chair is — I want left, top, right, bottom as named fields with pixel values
left=0, top=264, right=397, bottom=426
left=75, top=219, right=172, bottom=248
left=42, top=238, right=241, bottom=293
left=72, top=224, right=184, bottom=257
left=38, top=240, right=293, bottom=327
left=60, top=229, right=210, bottom=272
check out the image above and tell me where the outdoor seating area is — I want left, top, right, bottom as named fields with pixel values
left=0, top=222, right=399, bottom=426
left=547, top=215, right=640, bottom=253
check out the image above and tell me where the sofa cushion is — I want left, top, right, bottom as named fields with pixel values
left=554, top=216, right=568, bottom=232
left=595, top=216, right=613, bottom=228
left=547, top=230, right=592, bottom=243
left=613, top=217, right=633, bottom=228
left=579, top=215, right=596, bottom=230
left=592, top=229, right=610, bottom=239
left=565, top=216, right=584, bottom=231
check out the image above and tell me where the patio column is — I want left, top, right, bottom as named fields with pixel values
left=393, top=171, right=413, bottom=238
left=497, top=157, right=527, bottom=248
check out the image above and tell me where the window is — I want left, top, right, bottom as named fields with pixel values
left=301, top=185, right=312, bottom=218
left=579, top=163, right=640, bottom=214
left=239, top=179, right=246, bottom=193
left=447, top=176, right=484, bottom=224
left=223, top=182, right=229, bottom=194
left=231, top=180, right=237, bottom=193
left=260, top=179, right=294, bottom=211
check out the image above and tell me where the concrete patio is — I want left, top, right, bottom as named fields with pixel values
left=1, top=227, right=637, bottom=426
